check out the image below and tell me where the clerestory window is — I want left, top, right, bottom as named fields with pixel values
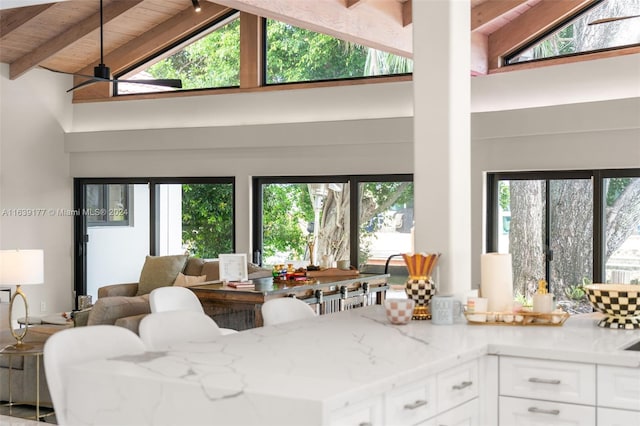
left=505, top=0, right=639, bottom=66
left=264, top=19, right=412, bottom=85
left=115, top=12, right=411, bottom=95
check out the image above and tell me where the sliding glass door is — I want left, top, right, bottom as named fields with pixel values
left=75, top=178, right=234, bottom=303
left=488, top=169, right=640, bottom=314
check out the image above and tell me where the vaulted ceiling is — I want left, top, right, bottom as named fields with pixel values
left=0, top=0, right=633, bottom=99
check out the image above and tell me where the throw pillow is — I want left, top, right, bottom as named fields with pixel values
left=136, top=254, right=188, bottom=295
left=173, top=272, right=208, bottom=287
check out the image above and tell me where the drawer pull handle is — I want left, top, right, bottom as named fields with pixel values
left=358, top=423, right=372, bottom=426
left=403, top=399, right=428, bottom=410
left=452, top=381, right=472, bottom=390
left=528, top=407, right=560, bottom=416
left=528, top=377, right=561, bottom=385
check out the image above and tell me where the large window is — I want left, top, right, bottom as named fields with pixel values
left=253, top=175, right=413, bottom=281
left=506, top=0, right=640, bottom=65
left=115, top=12, right=411, bottom=96
left=487, top=169, right=640, bottom=314
left=265, top=19, right=412, bottom=85
left=75, top=178, right=234, bottom=300
left=116, top=12, right=240, bottom=95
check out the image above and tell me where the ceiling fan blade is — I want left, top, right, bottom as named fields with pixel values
left=588, top=14, right=640, bottom=25
left=66, top=78, right=101, bottom=93
left=40, top=66, right=98, bottom=81
left=116, top=78, right=183, bottom=89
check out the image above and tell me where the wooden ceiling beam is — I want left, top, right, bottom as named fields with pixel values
left=72, top=2, right=233, bottom=101
left=487, top=0, right=595, bottom=71
left=0, top=3, right=55, bottom=38
left=9, top=0, right=142, bottom=80
left=240, top=12, right=262, bottom=88
left=402, top=0, right=411, bottom=27
left=471, top=0, right=528, bottom=32
left=345, top=0, right=362, bottom=8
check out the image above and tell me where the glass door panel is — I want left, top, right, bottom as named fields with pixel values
left=604, top=176, right=640, bottom=284
left=358, top=181, right=414, bottom=286
left=497, top=180, right=546, bottom=302
left=157, top=183, right=234, bottom=259
left=549, top=179, right=593, bottom=307
left=260, top=182, right=349, bottom=268
left=85, top=184, right=149, bottom=300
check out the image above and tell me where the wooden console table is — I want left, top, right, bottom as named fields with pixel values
left=191, top=273, right=389, bottom=330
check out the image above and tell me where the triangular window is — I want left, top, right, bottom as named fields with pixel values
left=506, top=0, right=639, bottom=65
left=116, top=13, right=240, bottom=95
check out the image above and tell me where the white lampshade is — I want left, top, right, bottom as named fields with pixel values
left=0, top=249, right=44, bottom=285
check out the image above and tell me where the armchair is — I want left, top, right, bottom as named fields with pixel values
left=86, top=256, right=271, bottom=334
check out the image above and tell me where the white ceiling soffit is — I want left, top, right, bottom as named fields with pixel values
left=0, top=0, right=67, bottom=10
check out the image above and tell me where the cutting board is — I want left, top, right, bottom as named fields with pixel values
left=306, top=268, right=359, bottom=278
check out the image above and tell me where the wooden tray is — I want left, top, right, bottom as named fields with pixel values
left=464, top=310, right=569, bottom=326
left=306, top=268, right=359, bottom=278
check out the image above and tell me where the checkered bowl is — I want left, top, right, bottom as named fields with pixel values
left=384, top=298, right=416, bottom=325
left=585, top=284, right=640, bottom=329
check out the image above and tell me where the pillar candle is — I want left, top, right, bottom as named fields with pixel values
left=480, top=253, right=514, bottom=312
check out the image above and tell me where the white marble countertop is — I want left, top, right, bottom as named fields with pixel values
left=64, top=307, right=640, bottom=425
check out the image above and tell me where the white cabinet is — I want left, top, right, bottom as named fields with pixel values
left=328, top=397, right=383, bottom=426
left=499, top=357, right=596, bottom=405
left=499, top=356, right=596, bottom=426
left=437, top=360, right=479, bottom=414
left=597, top=365, right=640, bottom=411
left=383, top=359, right=479, bottom=426
left=596, top=365, right=640, bottom=426
left=499, top=396, right=596, bottom=426
left=597, top=407, right=640, bottom=426
left=433, top=399, right=479, bottom=426
left=384, top=375, right=437, bottom=425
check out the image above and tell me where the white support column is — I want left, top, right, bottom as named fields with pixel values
left=413, top=0, right=471, bottom=298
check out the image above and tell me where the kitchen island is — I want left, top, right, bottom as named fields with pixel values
left=63, top=306, right=640, bottom=425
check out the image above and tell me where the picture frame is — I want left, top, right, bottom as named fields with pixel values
left=218, top=253, right=248, bottom=282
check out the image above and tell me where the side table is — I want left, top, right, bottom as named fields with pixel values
left=0, top=341, right=45, bottom=420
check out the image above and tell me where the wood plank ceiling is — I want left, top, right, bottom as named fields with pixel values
left=0, top=0, right=627, bottom=99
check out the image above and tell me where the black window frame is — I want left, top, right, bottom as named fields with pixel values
left=251, top=174, right=413, bottom=269
left=486, top=168, right=640, bottom=290
left=74, top=176, right=236, bottom=303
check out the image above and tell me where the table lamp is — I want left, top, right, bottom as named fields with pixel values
left=0, top=249, right=44, bottom=349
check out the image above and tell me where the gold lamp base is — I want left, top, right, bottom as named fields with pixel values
left=8, top=285, right=33, bottom=350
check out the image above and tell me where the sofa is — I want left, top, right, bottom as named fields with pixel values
left=85, top=255, right=271, bottom=334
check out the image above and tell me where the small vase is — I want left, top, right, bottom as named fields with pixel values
left=405, top=278, right=436, bottom=320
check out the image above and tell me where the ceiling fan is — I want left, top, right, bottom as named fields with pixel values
left=588, top=14, right=640, bottom=25
left=42, top=0, right=182, bottom=93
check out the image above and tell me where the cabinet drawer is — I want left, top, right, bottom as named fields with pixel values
left=437, top=360, right=479, bottom=413
left=500, top=357, right=595, bottom=405
left=597, top=407, right=640, bottom=426
left=598, top=365, right=640, bottom=411
left=499, top=396, right=596, bottom=426
left=328, top=397, right=383, bottom=426
left=384, top=376, right=437, bottom=425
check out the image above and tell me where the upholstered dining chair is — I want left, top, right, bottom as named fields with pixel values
left=149, top=286, right=205, bottom=313
left=261, top=297, right=317, bottom=326
left=149, top=286, right=238, bottom=335
left=139, top=310, right=226, bottom=351
left=44, top=325, right=146, bottom=426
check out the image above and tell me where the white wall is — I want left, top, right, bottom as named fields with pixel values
left=0, top=65, right=73, bottom=318
left=1, top=52, right=639, bottom=312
